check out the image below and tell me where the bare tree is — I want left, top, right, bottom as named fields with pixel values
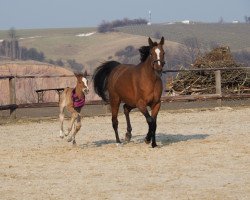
left=8, top=27, right=18, bottom=60
left=182, top=37, right=201, bottom=64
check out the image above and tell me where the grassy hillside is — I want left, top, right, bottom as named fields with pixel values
left=117, top=23, right=250, bottom=51
left=0, top=24, right=249, bottom=72
left=1, top=29, right=179, bottom=72
left=0, top=27, right=96, bottom=39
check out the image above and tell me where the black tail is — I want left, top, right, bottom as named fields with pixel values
left=93, top=61, right=120, bottom=102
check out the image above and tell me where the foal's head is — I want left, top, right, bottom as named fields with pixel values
left=75, top=73, right=89, bottom=94
left=148, top=37, right=165, bottom=73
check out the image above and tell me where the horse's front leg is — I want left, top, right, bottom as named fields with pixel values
left=150, top=102, right=161, bottom=148
left=59, top=99, right=66, bottom=138
left=137, top=100, right=153, bottom=145
left=123, top=104, right=133, bottom=142
left=137, top=100, right=160, bottom=148
left=65, top=105, right=78, bottom=140
left=67, top=113, right=81, bottom=145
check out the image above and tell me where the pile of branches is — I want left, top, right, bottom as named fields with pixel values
left=171, top=46, right=249, bottom=95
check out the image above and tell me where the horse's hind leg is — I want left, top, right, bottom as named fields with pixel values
left=110, top=99, right=121, bottom=144
left=123, top=104, right=133, bottom=142
left=59, top=105, right=65, bottom=138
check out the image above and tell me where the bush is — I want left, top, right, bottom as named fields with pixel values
left=233, top=50, right=250, bottom=65
left=67, top=59, right=84, bottom=72
left=98, top=18, right=148, bottom=33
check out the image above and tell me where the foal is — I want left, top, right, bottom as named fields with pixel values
left=59, top=73, right=89, bottom=144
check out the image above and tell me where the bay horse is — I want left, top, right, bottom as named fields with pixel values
left=59, top=73, right=89, bottom=144
left=93, top=37, right=165, bottom=148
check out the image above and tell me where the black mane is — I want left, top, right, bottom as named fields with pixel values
left=139, top=46, right=150, bottom=62
left=139, top=42, right=157, bottom=62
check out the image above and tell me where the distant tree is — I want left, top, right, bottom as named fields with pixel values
left=115, top=45, right=137, bottom=57
left=218, top=17, right=224, bottom=24
left=209, top=41, right=220, bottom=50
left=8, top=27, right=17, bottom=39
left=67, top=59, right=84, bottom=72
left=154, top=31, right=162, bottom=39
left=233, top=50, right=250, bottom=65
left=55, top=59, right=64, bottom=66
left=115, top=45, right=138, bottom=63
left=8, top=27, right=19, bottom=60
left=182, top=37, right=201, bottom=64
left=244, top=15, right=250, bottom=23
left=26, top=48, right=45, bottom=61
left=48, top=59, right=55, bottom=65
left=98, top=18, right=148, bottom=33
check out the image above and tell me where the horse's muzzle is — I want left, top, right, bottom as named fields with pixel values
left=153, top=59, right=165, bottom=66
left=153, top=60, right=165, bottom=75
left=83, top=88, right=89, bottom=94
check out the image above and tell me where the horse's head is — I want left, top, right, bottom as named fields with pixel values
left=75, top=73, right=89, bottom=95
left=148, top=37, right=165, bottom=74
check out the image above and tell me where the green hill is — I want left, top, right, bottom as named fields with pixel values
left=117, top=23, right=250, bottom=51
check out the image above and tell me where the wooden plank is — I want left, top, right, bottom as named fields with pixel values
left=161, top=94, right=250, bottom=102
left=35, top=88, right=65, bottom=93
left=214, top=70, right=222, bottom=106
left=0, top=104, right=17, bottom=111
left=162, top=67, right=250, bottom=73
left=0, top=75, right=14, bottom=79
left=9, top=77, right=17, bottom=118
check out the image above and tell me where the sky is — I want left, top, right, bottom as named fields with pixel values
left=0, top=0, right=249, bottom=30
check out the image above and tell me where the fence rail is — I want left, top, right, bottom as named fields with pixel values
left=1, top=67, right=249, bottom=118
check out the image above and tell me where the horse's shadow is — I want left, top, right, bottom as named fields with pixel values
left=157, top=133, right=209, bottom=146
left=132, top=133, right=209, bottom=147
left=79, top=133, right=209, bottom=148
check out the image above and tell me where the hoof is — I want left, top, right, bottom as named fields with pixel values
left=125, top=132, right=132, bottom=142
left=59, top=130, right=64, bottom=138
left=67, top=137, right=73, bottom=142
left=152, top=143, right=157, bottom=148
left=72, top=140, right=76, bottom=145
left=144, top=138, right=151, bottom=144
left=116, top=143, right=123, bottom=147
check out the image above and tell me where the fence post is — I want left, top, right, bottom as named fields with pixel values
left=9, top=77, right=17, bottom=118
left=214, top=70, right=222, bottom=107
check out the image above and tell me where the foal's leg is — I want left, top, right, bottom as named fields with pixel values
left=67, top=113, right=81, bottom=145
left=59, top=104, right=65, bottom=138
left=65, top=106, right=78, bottom=137
left=123, top=104, right=133, bottom=142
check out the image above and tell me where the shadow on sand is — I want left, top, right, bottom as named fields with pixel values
left=79, top=133, right=209, bottom=148
left=156, top=133, right=209, bottom=146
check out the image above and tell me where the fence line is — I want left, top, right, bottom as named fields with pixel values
left=0, top=67, right=249, bottom=118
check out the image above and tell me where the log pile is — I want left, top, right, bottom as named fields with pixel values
left=170, top=46, right=250, bottom=95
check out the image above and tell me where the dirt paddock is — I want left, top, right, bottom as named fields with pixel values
left=0, top=107, right=249, bottom=199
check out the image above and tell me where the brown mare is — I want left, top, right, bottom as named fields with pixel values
left=93, top=37, right=165, bottom=148
left=59, top=73, right=89, bottom=144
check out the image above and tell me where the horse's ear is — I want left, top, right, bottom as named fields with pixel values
left=148, top=37, right=154, bottom=47
left=74, top=73, right=83, bottom=81
left=160, top=36, right=164, bottom=45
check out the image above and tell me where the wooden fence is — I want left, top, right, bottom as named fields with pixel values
left=0, top=67, right=250, bottom=118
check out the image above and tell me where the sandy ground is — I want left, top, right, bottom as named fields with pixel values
left=0, top=107, right=250, bottom=200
